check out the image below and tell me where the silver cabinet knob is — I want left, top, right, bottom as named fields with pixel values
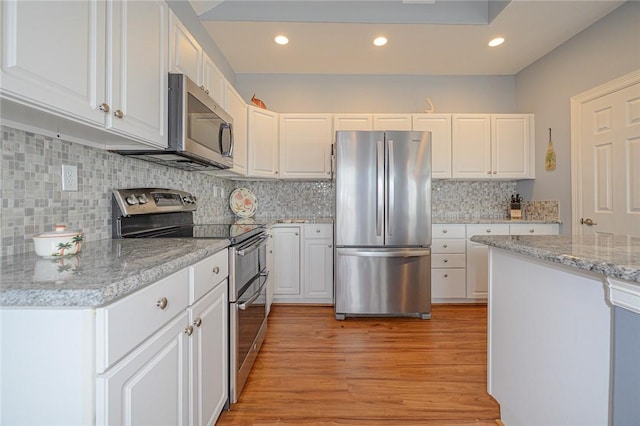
left=194, top=317, right=202, bottom=328
left=529, top=229, right=535, bottom=233
left=443, top=259, right=448, bottom=263
left=114, top=110, right=124, bottom=119
left=156, top=297, right=168, bottom=310
left=444, top=274, right=448, bottom=278
left=443, top=244, right=448, bottom=248
left=295, top=232, right=299, bottom=236
left=493, top=171, right=497, bottom=174
left=487, top=171, right=491, bottom=175
left=212, top=266, right=220, bottom=274
left=329, top=244, right=333, bottom=248
left=486, top=229, right=492, bottom=233
left=99, top=103, right=110, bottom=112
left=184, top=325, right=194, bottom=336
left=316, top=229, right=321, bottom=233
left=442, top=229, right=447, bottom=234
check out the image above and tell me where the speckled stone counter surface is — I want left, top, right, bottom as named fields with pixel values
left=0, top=238, right=229, bottom=308
left=470, top=234, right=640, bottom=283
left=433, top=218, right=561, bottom=224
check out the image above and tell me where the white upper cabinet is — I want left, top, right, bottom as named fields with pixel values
left=169, top=11, right=224, bottom=107
left=247, top=106, right=279, bottom=178
left=0, top=0, right=168, bottom=148
left=333, top=114, right=373, bottom=131
left=491, top=114, right=535, bottom=179
left=0, top=0, right=107, bottom=126
left=452, top=114, right=534, bottom=179
left=373, top=114, right=412, bottom=130
left=107, top=0, right=168, bottom=147
left=412, top=114, right=452, bottom=179
left=452, top=114, right=492, bottom=179
left=279, top=114, right=334, bottom=179
left=222, top=82, right=248, bottom=176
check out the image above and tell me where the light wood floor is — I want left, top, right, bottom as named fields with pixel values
left=217, top=304, right=501, bottom=425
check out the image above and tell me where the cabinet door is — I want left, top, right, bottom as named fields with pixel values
left=0, top=0, right=106, bottom=125
left=303, top=238, right=334, bottom=301
left=466, top=224, right=509, bottom=299
left=169, top=11, right=201, bottom=84
left=492, top=114, right=534, bottom=179
left=333, top=114, right=373, bottom=131
left=452, top=114, right=491, bottom=179
left=373, top=114, right=412, bottom=130
left=412, top=114, right=452, bottom=179
left=96, top=311, right=189, bottom=426
left=248, top=106, right=279, bottom=178
left=108, top=0, right=168, bottom=147
left=190, top=283, right=228, bottom=426
left=224, top=82, right=248, bottom=176
left=272, top=227, right=301, bottom=297
left=202, top=53, right=225, bottom=106
left=279, top=114, right=333, bottom=179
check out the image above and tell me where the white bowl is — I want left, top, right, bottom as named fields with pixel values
left=33, top=225, right=84, bottom=258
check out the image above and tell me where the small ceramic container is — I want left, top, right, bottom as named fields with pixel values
left=33, top=224, right=84, bottom=258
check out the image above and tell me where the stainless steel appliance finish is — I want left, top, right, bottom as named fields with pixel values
left=111, top=188, right=268, bottom=406
left=335, top=131, right=432, bottom=320
left=112, top=74, right=233, bottom=171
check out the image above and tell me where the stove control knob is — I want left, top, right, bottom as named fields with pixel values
left=125, top=194, right=139, bottom=205
left=137, top=194, right=148, bottom=204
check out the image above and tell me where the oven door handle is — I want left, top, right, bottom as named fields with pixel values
left=238, top=281, right=266, bottom=311
left=236, top=235, right=268, bottom=256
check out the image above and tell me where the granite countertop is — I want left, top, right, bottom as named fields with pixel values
left=470, top=234, right=640, bottom=283
left=433, top=218, right=561, bottom=224
left=0, top=238, right=229, bottom=308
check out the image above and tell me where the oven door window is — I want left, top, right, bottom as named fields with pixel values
left=236, top=275, right=267, bottom=367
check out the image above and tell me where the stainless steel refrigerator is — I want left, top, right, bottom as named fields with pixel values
left=334, top=130, right=432, bottom=320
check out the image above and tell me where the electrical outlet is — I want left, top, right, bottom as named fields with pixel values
left=61, top=164, right=78, bottom=191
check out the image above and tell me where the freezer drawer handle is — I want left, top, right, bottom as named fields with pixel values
left=337, top=248, right=431, bottom=258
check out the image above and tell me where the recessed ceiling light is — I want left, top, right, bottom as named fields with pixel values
left=488, top=37, right=505, bottom=47
left=373, top=36, right=388, bottom=47
left=275, top=35, right=289, bottom=45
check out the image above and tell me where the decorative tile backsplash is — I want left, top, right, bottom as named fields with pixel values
left=1, top=125, right=557, bottom=257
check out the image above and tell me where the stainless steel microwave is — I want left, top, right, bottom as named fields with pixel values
left=113, top=73, right=234, bottom=171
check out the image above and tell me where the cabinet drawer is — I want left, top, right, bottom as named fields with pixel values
left=96, top=268, right=190, bottom=373
left=432, top=239, right=466, bottom=254
left=431, top=269, right=466, bottom=299
left=466, top=224, right=510, bottom=238
left=432, top=253, right=466, bottom=268
left=509, top=223, right=559, bottom=235
left=432, top=224, right=466, bottom=239
left=190, top=249, right=228, bottom=304
left=304, top=224, right=333, bottom=239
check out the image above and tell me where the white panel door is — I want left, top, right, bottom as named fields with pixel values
left=412, top=114, right=452, bottom=179
left=272, top=227, right=301, bottom=297
left=279, top=114, right=333, bottom=179
left=373, top=114, right=412, bottom=131
left=452, top=114, right=492, bottom=179
left=248, top=106, right=279, bottom=178
left=303, top=238, right=334, bottom=301
left=108, top=0, right=168, bottom=147
left=169, top=11, right=201, bottom=84
left=224, top=82, right=248, bottom=176
left=202, top=53, right=225, bottom=106
left=0, top=0, right=106, bottom=125
left=491, top=114, right=533, bottom=179
left=580, top=81, right=640, bottom=235
left=333, top=114, right=373, bottom=131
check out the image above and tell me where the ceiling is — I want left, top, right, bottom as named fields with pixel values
left=194, top=0, right=625, bottom=76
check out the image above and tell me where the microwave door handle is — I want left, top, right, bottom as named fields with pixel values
left=219, top=123, right=233, bottom=157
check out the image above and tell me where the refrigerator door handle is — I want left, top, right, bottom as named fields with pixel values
left=387, top=139, right=394, bottom=237
left=337, top=248, right=431, bottom=258
left=376, top=139, right=384, bottom=237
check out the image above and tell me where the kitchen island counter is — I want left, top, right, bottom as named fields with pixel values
left=0, top=238, right=229, bottom=307
left=470, top=234, right=640, bottom=283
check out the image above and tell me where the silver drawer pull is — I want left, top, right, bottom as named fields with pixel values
left=212, top=266, right=220, bottom=274
left=194, top=317, right=202, bottom=328
left=444, top=274, right=448, bottom=278
left=486, top=229, right=492, bottom=233
left=529, top=229, right=535, bottom=233
left=443, top=244, right=448, bottom=248
left=184, top=325, right=194, bottom=336
left=442, top=229, right=448, bottom=233
left=99, top=102, right=110, bottom=112
left=443, top=259, right=448, bottom=263
left=156, top=297, right=168, bottom=310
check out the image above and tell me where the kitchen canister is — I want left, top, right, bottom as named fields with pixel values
left=32, top=224, right=84, bottom=258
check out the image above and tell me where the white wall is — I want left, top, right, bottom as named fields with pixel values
left=233, top=74, right=516, bottom=113
left=514, top=1, right=640, bottom=234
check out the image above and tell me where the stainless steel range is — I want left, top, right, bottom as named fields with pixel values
left=112, top=188, right=268, bottom=405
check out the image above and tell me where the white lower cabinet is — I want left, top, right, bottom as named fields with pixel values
left=431, top=225, right=467, bottom=300
left=0, top=249, right=229, bottom=426
left=432, top=223, right=559, bottom=302
left=272, top=224, right=334, bottom=303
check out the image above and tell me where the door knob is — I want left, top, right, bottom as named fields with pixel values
left=580, top=218, right=598, bottom=226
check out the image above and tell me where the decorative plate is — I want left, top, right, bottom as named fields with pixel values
left=229, top=188, right=257, bottom=218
